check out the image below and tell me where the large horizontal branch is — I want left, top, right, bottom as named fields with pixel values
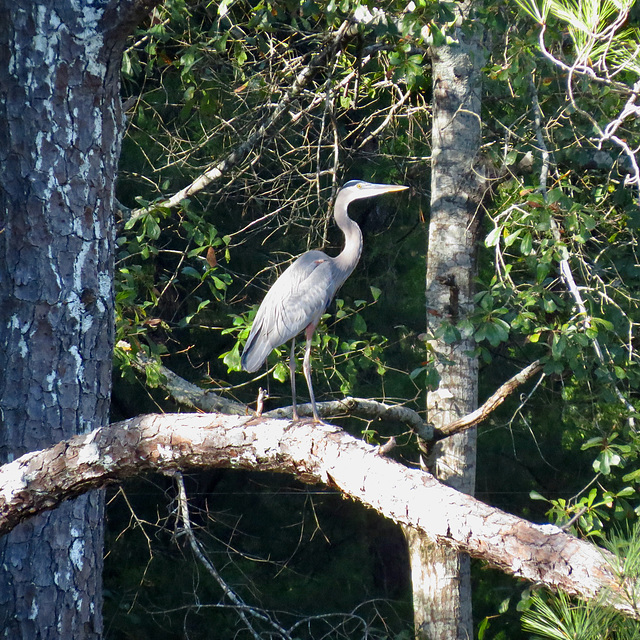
left=127, top=19, right=353, bottom=222
left=0, top=413, right=634, bottom=616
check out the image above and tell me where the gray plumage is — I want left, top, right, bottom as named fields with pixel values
left=241, top=180, right=408, bottom=421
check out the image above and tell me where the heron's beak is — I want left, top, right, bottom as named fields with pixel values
left=365, top=183, right=409, bottom=196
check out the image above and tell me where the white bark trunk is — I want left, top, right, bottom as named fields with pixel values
left=411, top=3, right=486, bottom=637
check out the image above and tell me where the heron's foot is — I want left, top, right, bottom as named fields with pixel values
left=287, top=404, right=332, bottom=426
left=288, top=413, right=325, bottom=425
left=310, top=414, right=333, bottom=427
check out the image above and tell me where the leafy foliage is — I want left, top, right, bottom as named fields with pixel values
left=108, top=0, right=640, bottom=637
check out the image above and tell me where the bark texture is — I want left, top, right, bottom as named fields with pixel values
left=0, top=1, right=156, bottom=637
left=0, top=414, right=635, bottom=618
left=410, top=5, right=486, bottom=638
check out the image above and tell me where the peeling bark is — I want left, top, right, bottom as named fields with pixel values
left=0, top=414, right=635, bottom=618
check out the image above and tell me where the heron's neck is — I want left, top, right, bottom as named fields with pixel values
left=333, top=194, right=363, bottom=281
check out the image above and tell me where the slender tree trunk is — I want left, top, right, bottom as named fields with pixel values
left=0, top=1, right=154, bottom=636
left=406, top=5, right=485, bottom=638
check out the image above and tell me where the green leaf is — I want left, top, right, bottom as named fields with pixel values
left=212, top=276, right=227, bottom=290
left=273, top=361, right=288, bottom=383
left=623, top=469, right=640, bottom=483
left=614, top=366, right=627, bottom=379
left=504, top=228, right=523, bottom=247
left=591, top=316, right=614, bottom=331
left=442, top=323, right=461, bottom=344
left=143, top=215, right=161, bottom=240
left=353, top=313, right=367, bottom=335
left=477, top=617, right=490, bottom=640
left=505, top=149, right=518, bottom=166
left=233, top=41, right=247, bottom=65
left=536, top=261, right=550, bottom=283
left=593, top=449, right=622, bottom=475
left=581, top=436, right=605, bottom=450
left=520, top=232, right=533, bottom=255
left=221, top=342, right=241, bottom=371
left=410, top=366, right=427, bottom=380
left=181, top=266, right=201, bottom=279
left=144, top=360, right=166, bottom=388
left=485, top=226, right=502, bottom=247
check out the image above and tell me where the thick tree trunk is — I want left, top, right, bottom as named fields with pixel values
left=407, top=5, right=486, bottom=639
left=0, top=1, right=154, bottom=636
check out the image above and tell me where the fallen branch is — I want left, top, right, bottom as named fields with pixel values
left=0, top=413, right=635, bottom=617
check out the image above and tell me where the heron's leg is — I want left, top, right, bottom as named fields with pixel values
left=289, top=338, right=298, bottom=420
left=303, top=326, right=320, bottom=422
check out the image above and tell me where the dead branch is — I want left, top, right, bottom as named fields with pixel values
left=263, top=397, right=433, bottom=440
left=0, top=412, right=635, bottom=617
left=127, top=19, right=353, bottom=222
left=133, top=351, right=432, bottom=437
left=172, top=471, right=287, bottom=639
left=436, top=360, right=543, bottom=438
left=133, top=351, right=248, bottom=415
left=133, top=353, right=543, bottom=441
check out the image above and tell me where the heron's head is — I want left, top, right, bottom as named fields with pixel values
left=339, top=180, right=409, bottom=204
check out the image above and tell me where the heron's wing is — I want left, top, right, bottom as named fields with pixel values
left=241, top=252, right=336, bottom=372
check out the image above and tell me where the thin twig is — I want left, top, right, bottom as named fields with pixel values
left=529, top=76, right=636, bottom=430
left=173, top=472, right=292, bottom=640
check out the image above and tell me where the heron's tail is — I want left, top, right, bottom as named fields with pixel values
left=240, top=326, right=273, bottom=372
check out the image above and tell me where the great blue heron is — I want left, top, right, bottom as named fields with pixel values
left=241, top=180, right=408, bottom=421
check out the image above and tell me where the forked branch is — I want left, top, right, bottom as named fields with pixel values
left=133, top=353, right=543, bottom=441
left=436, top=359, right=543, bottom=437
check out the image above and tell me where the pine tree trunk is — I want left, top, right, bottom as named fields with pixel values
left=0, top=2, right=153, bottom=636
left=406, top=5, right=485, bottom=638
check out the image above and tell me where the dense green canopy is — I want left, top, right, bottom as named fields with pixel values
left=108, top=1, right=640, bottom=637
